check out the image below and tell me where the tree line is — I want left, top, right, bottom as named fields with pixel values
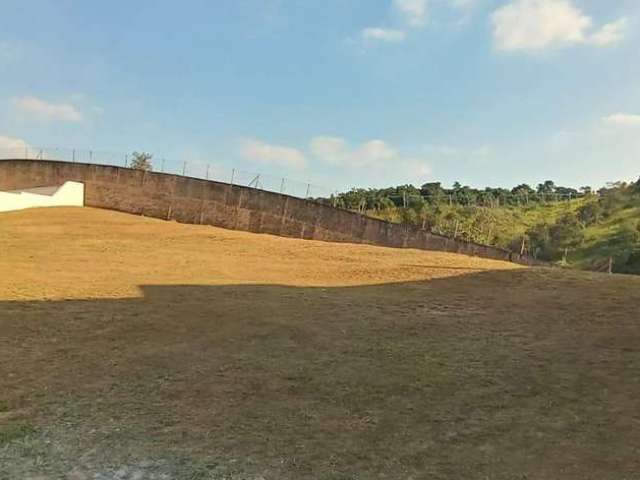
left=320, top=178, right=640, bottom=274
left=327, top=180, right=588, bottom=213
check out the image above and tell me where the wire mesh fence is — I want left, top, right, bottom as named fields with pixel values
left=0, top=146, right=338, bottom=200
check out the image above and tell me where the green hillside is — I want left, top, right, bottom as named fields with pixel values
left=322, top=179, right=640, bottom=274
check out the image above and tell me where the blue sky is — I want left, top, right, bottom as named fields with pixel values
left=0, top=0, right=638, bottom=192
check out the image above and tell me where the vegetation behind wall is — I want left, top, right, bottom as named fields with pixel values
left=320, top=179, right=640, bottom=274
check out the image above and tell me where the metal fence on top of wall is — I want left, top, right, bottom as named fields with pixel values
left=0, top=146, right=339, bottom=201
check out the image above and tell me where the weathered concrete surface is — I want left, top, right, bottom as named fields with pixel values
left=0, top=159, right=535, bottom=264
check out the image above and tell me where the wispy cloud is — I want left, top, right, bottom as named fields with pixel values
left=0, top=135, right=30, bottom=156
left=393, top=0, right=429, bottom=28
left=491, top=0, right=629, bottom=53
left=10, top=96, right=84, bottom=122
left=361, top=27, right=406, bottom=43
left=603, top=113, right=640, bottom=127
left=240, top=139, right=307, bottom=169
left=310, top=136, right=430, bottom=179
left=588, top=18, right=629, bottom=47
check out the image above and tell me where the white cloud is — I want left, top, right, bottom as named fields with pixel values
left=241, top=136, right=430, bottom=186
left=10, top=96, right=83, bottom=122
left=310, top=136, right=430, bottom=180
left=491, top=0, right=628, bottom=52
left=240, top=139, right=307, bottom=169
left=603, top=113, right=640, bottom=127
left=311, top=137, right=397, bottom=167
left=589, top=18, right=628, bottom=47
left=0, top=135, right=30, bottom=157
left=361, top=27, right=407, bottom=43
left=393, top=0, right=429, bottom=28
left=424, top=144, right=460, bottom=156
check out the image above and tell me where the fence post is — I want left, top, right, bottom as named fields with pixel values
left=182, top=161, right=187, bottom=176
left=72, top=149, right=76, bottom=163
left=124, top=154, right=128, bottom=167
left=206, top=164, right=210, bottom=180
left=230, top=168, right=235, bottom=185
left=608, top=256, right=613, bottom=275
left=280, top=178, right=285, bottom=193
left=305, top=183, right=311, bottom=198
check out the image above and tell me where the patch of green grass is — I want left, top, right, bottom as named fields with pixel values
left=0, top=422, right=36, bottom=446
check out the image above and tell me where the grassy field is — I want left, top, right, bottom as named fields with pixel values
left=1, top=207, right=640, bottom=479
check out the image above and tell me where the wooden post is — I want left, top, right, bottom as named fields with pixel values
left=520, top=236, right=526, bottom=256
left=608, top=256, right=613, bottom=275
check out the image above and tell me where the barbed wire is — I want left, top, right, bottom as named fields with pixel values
left=0, top=145, right=595, bottom=205
left=0, top=146, right=338, bottom=200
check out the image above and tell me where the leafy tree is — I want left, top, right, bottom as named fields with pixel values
left=526, top=223, right=552, bottom=260
left=555, top=186, right=579, bottom=198
left=420, top=182, right=445, bottom=204
left=621, top=223, right=640, bottom=273
left=537, top=180, right=556, bottom=194
left=512, top=183, right=535, bottom=195
left=130, top=151, right=153, bottom=171
left=527, top=213, right=584, bottom=261
left=549, top=213, right=584, bottom=252
left=576, top=200, right=603, bottom=227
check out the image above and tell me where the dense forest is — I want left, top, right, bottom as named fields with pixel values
left=320, top=179, right=640, bottom=275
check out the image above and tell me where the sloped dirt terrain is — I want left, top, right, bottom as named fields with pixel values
left=1, top=207, right=639, bottom=479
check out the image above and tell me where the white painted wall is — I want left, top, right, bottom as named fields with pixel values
left=0, top=181, right=84, bottom=212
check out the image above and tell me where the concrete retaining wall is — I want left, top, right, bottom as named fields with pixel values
left=0, top=159, right=537, bottom=265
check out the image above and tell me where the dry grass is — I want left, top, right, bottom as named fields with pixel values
left=1, top=207, right=639, bottom=479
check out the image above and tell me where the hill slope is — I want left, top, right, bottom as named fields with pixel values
left=1, top=207, right=640, bottom=479
left=349, top=182, right=640, bottom=274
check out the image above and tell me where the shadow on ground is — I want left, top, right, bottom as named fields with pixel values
left=1, top=269, right=640, bottom=479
